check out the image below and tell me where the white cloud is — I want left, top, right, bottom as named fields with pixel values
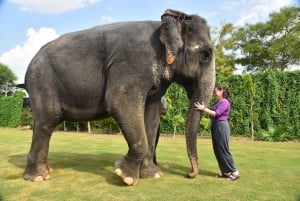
left=9, top=0, right=102, bottom=14
left=101, top=15, right=114, bottom=22
left=220, top=0, right=295, bottom=26
left=0, top=28, right=59, bottom=83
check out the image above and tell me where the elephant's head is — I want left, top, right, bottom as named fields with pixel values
left=160, top=9, right=215, bottom=177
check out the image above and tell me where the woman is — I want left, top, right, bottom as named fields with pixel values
left=194, top=85, right=239, bottom=181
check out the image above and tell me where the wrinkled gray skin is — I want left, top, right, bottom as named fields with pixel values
left=23, top=9, right=215, bottom=185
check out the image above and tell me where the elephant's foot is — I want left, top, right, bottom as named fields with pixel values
left=24, top=163, right=52, bottom=182
left=114, top=159, right=139, bottom=186
left=139, top=163, right=162, bottom=178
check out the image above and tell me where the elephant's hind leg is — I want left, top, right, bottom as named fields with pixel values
left=24, top=95, right=61, bottom=182
left=139, top=161, right=162, bottom=178
left=24, top=122, right=56, bottom=181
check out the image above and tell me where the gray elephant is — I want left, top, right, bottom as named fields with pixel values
left=23, top=9, right=215, bottom=185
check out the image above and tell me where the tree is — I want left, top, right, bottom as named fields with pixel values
left=233, top=6, right=300, bottom=72
left=266, top=6, right=300, bottom=70
left=0, top=63, right=17, bottom=96
left=212, top=23, right=236, bottom=76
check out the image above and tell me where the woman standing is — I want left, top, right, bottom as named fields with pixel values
left=194, top=85, right=239, bottom=181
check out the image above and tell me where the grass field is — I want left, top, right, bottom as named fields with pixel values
left=0, top=128, right=299, bottom=201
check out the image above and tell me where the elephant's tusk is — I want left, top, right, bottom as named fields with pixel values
left=164, top=64, right=172, bottom=80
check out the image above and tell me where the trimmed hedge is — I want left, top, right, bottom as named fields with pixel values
left=216, top=70, right=300, bottom=138
left=160, top=70, right=300, bottom=139
left=0, top=91, right=25, bottom=127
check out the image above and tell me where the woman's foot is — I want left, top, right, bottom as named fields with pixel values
left=215, top=172, right=231, bottom=178
left=227, top=171, right=240, bottom=181
left=216, top=171, right=240, bottom=181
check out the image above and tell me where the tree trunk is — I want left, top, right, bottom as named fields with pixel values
left=250, top=103, right=254, bottom=141
left=87, top=121, right=91, bottom=133
left=173, top=125, right=176, bottom=139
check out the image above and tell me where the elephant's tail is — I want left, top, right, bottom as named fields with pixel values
left=16, top=83, right=26, bottom=89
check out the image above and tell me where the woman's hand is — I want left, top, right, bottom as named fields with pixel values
left=194, top=102, right=205, bottom=111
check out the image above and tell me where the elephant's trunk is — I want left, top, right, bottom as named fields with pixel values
left=185, top=101, right=201, bottom=178
left=185, top=55, right=215, bottom=178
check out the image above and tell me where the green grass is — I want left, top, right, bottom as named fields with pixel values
left=0, top=128, right=299, bottom=201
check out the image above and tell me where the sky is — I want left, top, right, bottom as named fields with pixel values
left=0, top=0, right=299, bottom=83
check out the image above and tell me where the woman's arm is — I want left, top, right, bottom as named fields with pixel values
left=194, top=102, right=216, bottom=117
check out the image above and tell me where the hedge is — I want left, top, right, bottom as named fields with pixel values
left=0, top=91, right=25, bottom=127
left=160, top=70, right=300, bottom=139
left=216, top=70, right=300, bottom=138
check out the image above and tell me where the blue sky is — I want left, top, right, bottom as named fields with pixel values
left=0, top=0, right=299, bottom=83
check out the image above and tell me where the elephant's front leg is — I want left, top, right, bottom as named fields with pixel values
left=139, top=100, right=163, bottom=178
left=108, top=91, right=150, bottom=185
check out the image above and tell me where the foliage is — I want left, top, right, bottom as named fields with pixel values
left=256, top=126, right=294, bottom=142
left=0, top=63, right=17, bottom=96
left=199, top=117, right=210, bottom=136
left=160, top=83, right=188, bottom=135
left=243, top=74, right=256, bottom=140
left=233, top=6, right=300, bottom=72
left=218, top=70, right=300, bottom=139
left=171, top=114, right=184, bottom=136
left=20, top=107, right=33, bottom=128
left=89, top=117, right=120, bottom=134
left=0, top=91, right=25, bottom=127
left=218, top=75, right=250, bottom=136
left=57, top=121, right=89, bottom=132
left=55, top=120, right=119, bottom=133
left=163, top=70, right=299, bottom=140
left=212, top=23, right=236, bottom=76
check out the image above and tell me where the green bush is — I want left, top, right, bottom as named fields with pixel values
left=0, top=91, right=25, bottom=127
left=159, top=70, right=300, bottom=140
left=217, top=70, right=300, bottom=139
left=20, top=107, right=33, bottom=128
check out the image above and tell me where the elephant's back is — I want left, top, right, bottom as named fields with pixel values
left=24, top=20, right=163, bottom=119
left=52, top=20, right=161, bottom=46
left=91, top=20, right=161, bottom=34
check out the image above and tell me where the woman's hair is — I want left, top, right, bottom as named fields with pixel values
left=215, top=85, right=230, bottom=100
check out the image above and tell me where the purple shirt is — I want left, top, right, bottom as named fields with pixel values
left=211, top=99, right=230, bottom=123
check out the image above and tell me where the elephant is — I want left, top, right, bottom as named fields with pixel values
left=23, top=9, right=215, bottom=186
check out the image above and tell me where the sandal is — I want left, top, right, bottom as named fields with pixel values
left=215, top=172, right=231, bottom=178
left=227, top=173, right=240, bottom=181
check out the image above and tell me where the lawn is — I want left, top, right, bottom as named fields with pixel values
left=0, top=128, right=299, bottom=201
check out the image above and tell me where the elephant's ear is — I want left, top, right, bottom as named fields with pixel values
left=160, top=9, right=190, bottom=64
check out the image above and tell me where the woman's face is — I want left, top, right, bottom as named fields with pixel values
left=214, top=88, right=223, bottom=100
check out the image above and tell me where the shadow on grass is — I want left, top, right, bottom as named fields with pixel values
left=8, top=153, right=215, bottom=186
left=8, top=152, right=125, bottom=186
left=159, top=162, right=215, bottom=178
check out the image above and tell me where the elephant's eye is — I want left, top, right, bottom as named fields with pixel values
left=199, top=48, right=212, bottom=63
